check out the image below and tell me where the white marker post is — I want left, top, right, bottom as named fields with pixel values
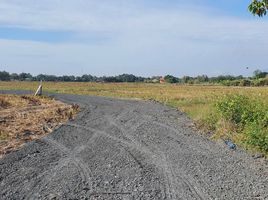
left=34, top=80, right=43, bottom=96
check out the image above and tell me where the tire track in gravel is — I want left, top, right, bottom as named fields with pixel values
left=123, top=109, right=222, bottom=171
left=42, top=137, right=92, bottom=185
left=23, top=136, right=94, bottom=199
left=105, top=115, right=176, bottom=199
left=105, top=113, right=209, bottom=200
left=64, top=122, right=173, bottom=198
left=108, top=109, right=209, bottom=195
left=164, top=154, right=208, bottom=200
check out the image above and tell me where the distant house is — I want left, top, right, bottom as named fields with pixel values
left=160, top=77, right=165, bottom=84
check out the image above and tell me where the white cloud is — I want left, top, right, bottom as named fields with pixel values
left=0, top=0, right=268, bottom=76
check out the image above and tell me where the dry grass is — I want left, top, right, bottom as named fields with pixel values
left=0, top=94, right=79, bottom=158
left=0, top=81, right=267, bottom=118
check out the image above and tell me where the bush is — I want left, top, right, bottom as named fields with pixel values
left=239, top=79, right=251, bottom=87
left=245, top=124, right=268, bottom=152
left=216, top=95, right=254, bottom=125
left=252, top=77, right=268, bottom=86
left=216, top=94, right=268, bottom=153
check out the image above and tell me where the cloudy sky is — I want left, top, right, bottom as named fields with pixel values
left=0, top=0, right=267, bottom=77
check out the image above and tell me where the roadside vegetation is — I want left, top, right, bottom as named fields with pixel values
left=0, top=94, right=79, bottom=157
left=0, top=81, right=267, bottom=156
left=215, top=95, right=268, bottom=154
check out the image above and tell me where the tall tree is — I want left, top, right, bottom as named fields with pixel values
left=249, top=0, right=268, bottom=17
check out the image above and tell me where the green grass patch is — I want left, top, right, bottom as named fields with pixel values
left=0, top=131, right=9, bottom=141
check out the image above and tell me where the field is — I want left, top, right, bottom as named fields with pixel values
left=1, top=81, right=268, bottom=155
left=0, top=93, right=79, bottom=157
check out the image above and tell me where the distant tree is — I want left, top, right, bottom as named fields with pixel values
left=36, top=74, right=57, bottom=81
left=164, top=75, right=179, bottom=83
left=19, top=73, right=32, bottom=81
left=182, top=76, right=193, bottom=84
left=60, top=75, right=75, bottom=82
left=196, top=75, right=209, bottom=83
left=125, top=74, right=136, bottom=82
left=36, top=74, right=45, bottom=81
left=0, top=71, right=10, bottom=81
left=69, top=76, right=76, bottom=82
left=101, top=74, right=145, bottom=83
left=211, top=75, right=236, bottom=83
left=103, top=76, right=119, bottom=82
left=81, top=74, right=94, bottom=82
left=117, top=74, right=141, bottom=82
left=236, top=75, right=244, bottom=80
left=253, top=70, right=268, bottom=79
left=10, top=73, right=19, bottom=80
left=249, top=0, right=268, bottom=17
left=75, top=76, right=83, bottom=82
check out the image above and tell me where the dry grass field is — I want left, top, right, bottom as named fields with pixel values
left=0, top=93, right=79, bottom=157
left=0, top=81, right=267, bottom=118
left=1, top=81, right=268, bottom=155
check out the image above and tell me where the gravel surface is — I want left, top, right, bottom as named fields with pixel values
left=0, top=91, right=267, bottom=199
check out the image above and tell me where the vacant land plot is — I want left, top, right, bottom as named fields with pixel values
left=0, top=82, right=268, bottom=155
left=1, top=93, right=267, bottom=199
left=0, top=94, right=79, bottom=157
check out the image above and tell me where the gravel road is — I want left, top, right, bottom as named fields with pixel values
left=0, top=91, right=267, bottom=199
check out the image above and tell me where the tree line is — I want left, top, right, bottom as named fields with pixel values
left=0, top=72, right=146, bottom=83
left=0, top=70, right=267, bottom=86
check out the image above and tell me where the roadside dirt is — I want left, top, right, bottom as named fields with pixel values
left=0, top=94, right=79, bottom=158
left=0, top=91, right=267, bottom=199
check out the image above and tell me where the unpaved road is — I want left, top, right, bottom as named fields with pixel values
left=0, top=92, right=267, bottom=199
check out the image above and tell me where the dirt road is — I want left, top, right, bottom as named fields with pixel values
left=0, top=92, right=267, bottom=199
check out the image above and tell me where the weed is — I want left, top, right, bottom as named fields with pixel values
left=0, top=131, right=9, bottom=141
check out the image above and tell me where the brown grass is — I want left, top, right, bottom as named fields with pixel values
left=0, top=94, right=79, bottom=158
left=1, top=82, right=267, bottom=121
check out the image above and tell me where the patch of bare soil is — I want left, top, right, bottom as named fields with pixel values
left=0, top=94, right=79, bottom=158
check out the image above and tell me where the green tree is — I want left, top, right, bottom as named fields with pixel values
left=19, top=73, right=32, bottom=81
left=164, top=75, right=179, bottom=83
left=249, top=0, right=268, bottom=17
left=0, top=71, right=10, bottom=81
left=253, top=70, right=268, bottom=79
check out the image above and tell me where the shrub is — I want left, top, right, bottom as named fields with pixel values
left=216, top=95, right=254, bottom=125
left=216, top=94, right=268, bottom=153
left=252, top=77, right=268, bottom=86
left=239, top=79, right=251, bottom=87
left=245, top=124, right=268, bottom=152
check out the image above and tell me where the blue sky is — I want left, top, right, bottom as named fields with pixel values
left=0, top=0, right=267, bottom=77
